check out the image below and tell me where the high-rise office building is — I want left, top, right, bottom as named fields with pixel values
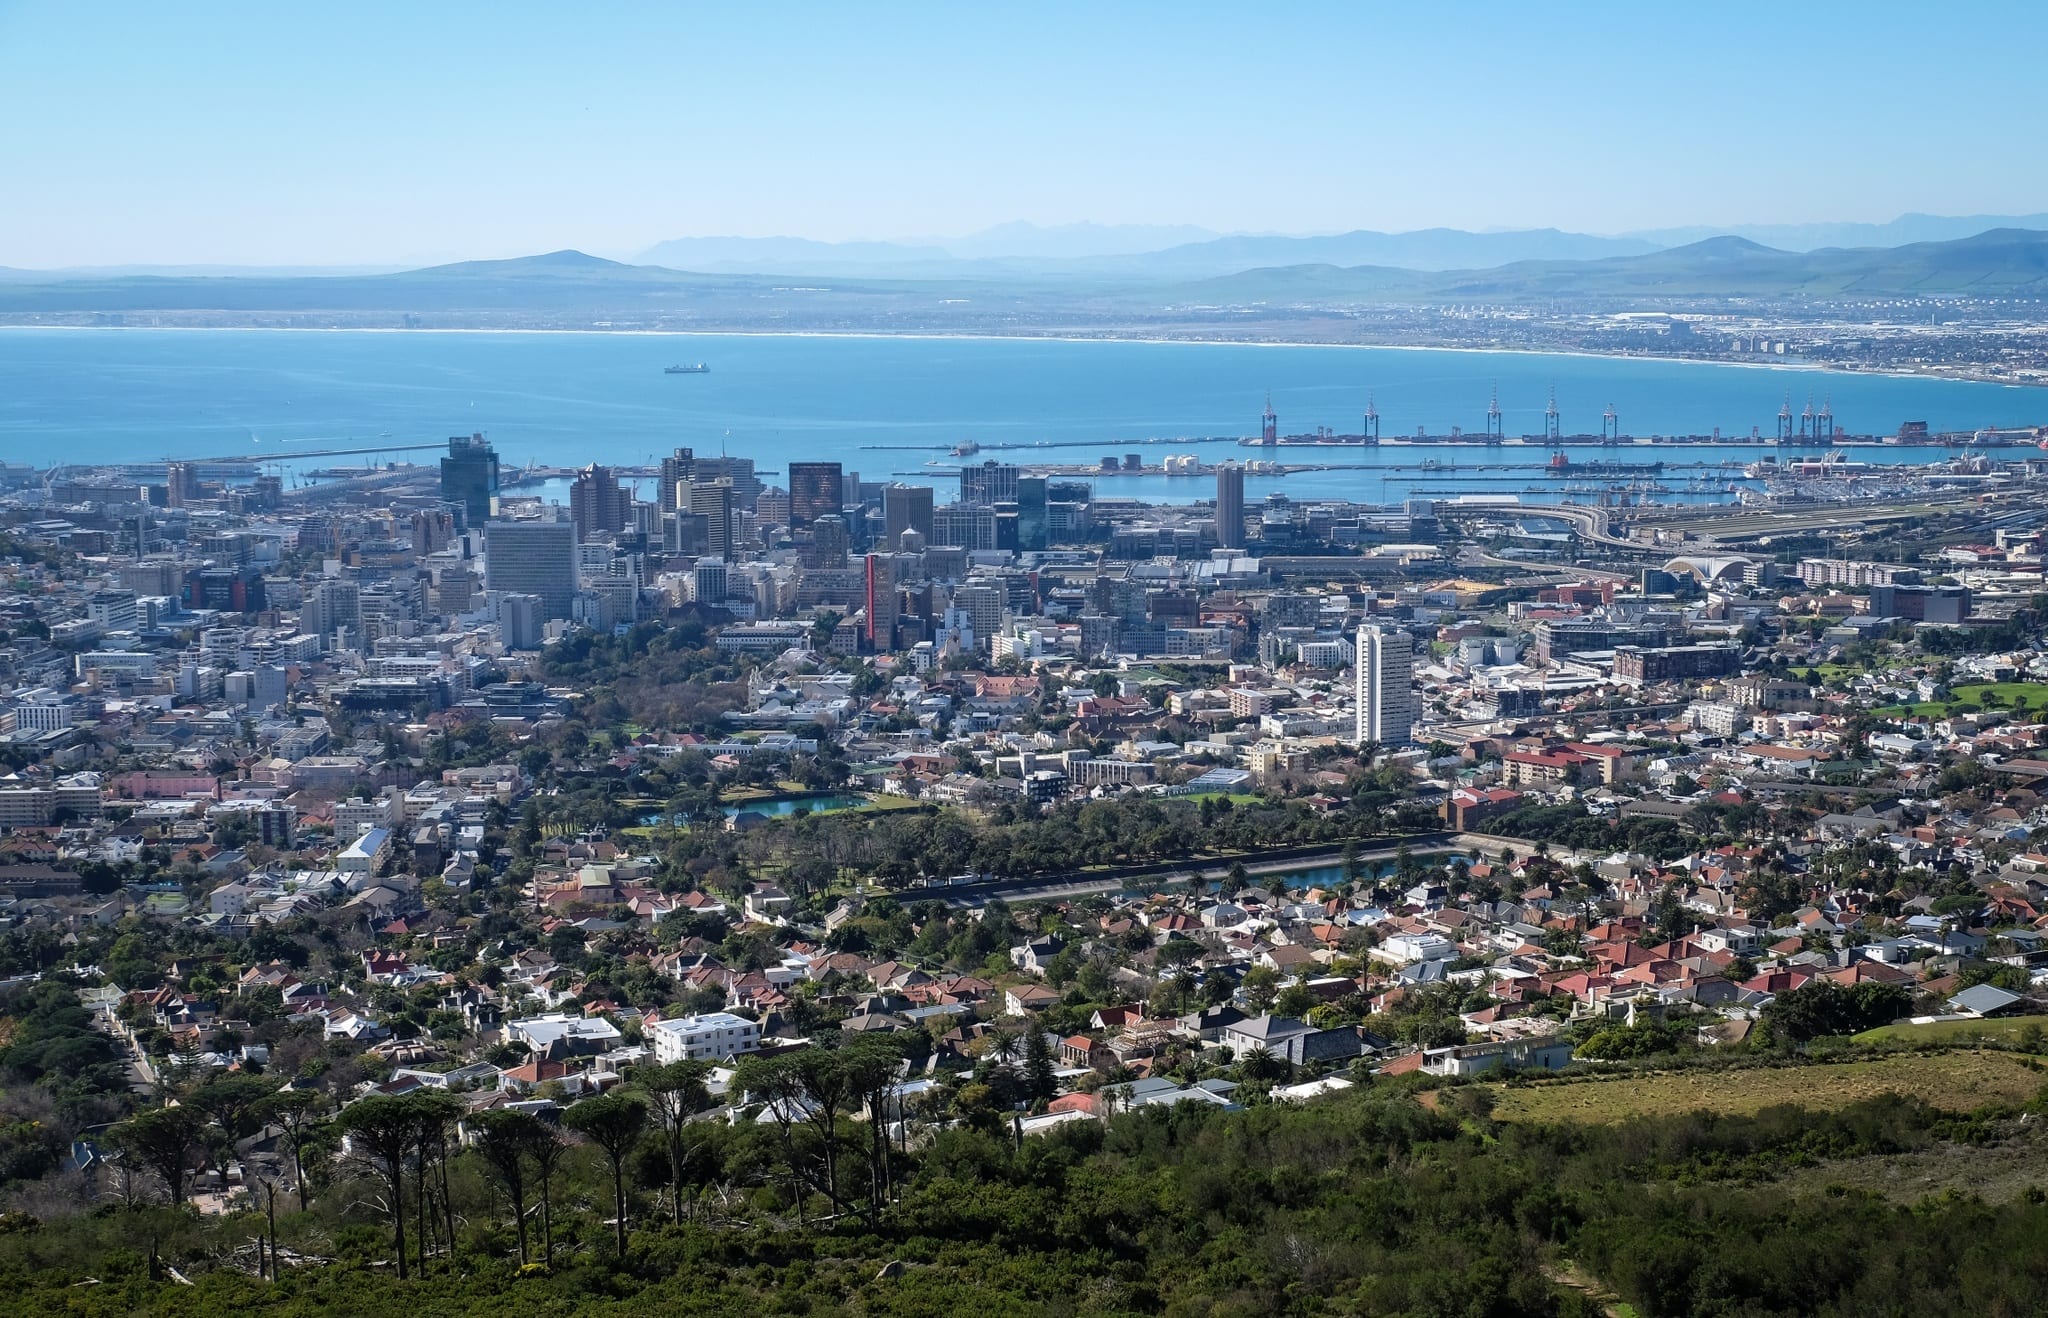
left=570, top=465, right=630, bottom=542
left=808, top=513, right=850, bottom=567
left=486, top=520, right=578, bottom=620
left=1015, top=475, right=1048, bottom=551
left=864, top=553, right=898, bottom=650
left=658, top=447, right=696, bottom=512
left=686, top=479, right=736, bottom=561
left=690, top=456, right=760, bottom=510
left=1215, top=463, right=1246, bottom=550
left=882, top=484, right=934, bottom=547
left=1355, top=624, right=1419, bottom=748
left=439, top=434, right=500, bottom=526
left=301, top=579, right=361, bottom=641
left=960, top=460, right=1020, bottom=507
left=497, top=593, right=544, bottom=649
left=411, top=508, right=456, bottom=556
left=787, top=461, right=844, bottom=529
left=932, top=503, right=997, bottom=551
left=185, top=565, right=266, bottom=613
left=951, top=582, right=1005, bottom=653
left=693, top=557, right=729, bottom=607
left=165, top=462, right=201, bottom=509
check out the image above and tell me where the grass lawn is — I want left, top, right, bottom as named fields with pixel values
left=1854, top=1017, right=2048, bottom=1047
left=1879, top=681, right=2048, bottom=719
left=1488, top=1051, right=2047, bottom=1124
left=861, top=794, right=929, bottom=813
left=1954, top=682, right=2048, bottom=711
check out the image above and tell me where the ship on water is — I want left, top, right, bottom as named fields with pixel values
left=664, top=363, right=710, bottom=375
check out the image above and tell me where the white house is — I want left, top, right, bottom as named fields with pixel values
left=650, top=1011, right=762, bottom=1064
left=1371, top=932, right=1457, bottom=966
left=337, top=826, right=392, bottom=876
left=1419, top=1037, right=1574, bottom=1077
left=506, top=1012, right=622, bottom=1056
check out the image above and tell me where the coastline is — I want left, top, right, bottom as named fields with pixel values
left=0, top=321, right=2038, bottom=391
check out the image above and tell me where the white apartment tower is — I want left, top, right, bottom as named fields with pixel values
left=1355, top=624, right=1418, bottom=748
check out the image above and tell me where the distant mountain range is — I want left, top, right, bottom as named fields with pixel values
left=640, top=221, right=1229, bottom=277
left=1192, top=229, right=2048, bottom=302
left=629, top=213, right=2048, bottom=280
left=1629, top=212, right=2048, bottom=253
left=636, top=224, right=1663, bottom=278
left=4, top=229, right=2047, bottom=325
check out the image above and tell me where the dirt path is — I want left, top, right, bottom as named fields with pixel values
left=1543, top=1261, right=1631, bottom=1318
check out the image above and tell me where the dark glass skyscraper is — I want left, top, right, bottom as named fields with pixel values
left=1215, top=462, right=1245, bottom=550
left=787, top=461, right=844, bottom=528
left=440, top=433, right=500, bottom=526
left=1016, top=475, right=1048, bottom=551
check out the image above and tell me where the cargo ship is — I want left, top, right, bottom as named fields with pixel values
left=664, top=363, right=710, bottom=375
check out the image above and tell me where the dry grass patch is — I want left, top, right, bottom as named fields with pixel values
left=1489, top=1051, right=2047, bottom=1124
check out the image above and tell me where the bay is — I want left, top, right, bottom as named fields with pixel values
left=1, top=328, right=2040, bottom=507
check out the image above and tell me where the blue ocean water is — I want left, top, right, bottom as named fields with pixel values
left=1, top=328, right=2040, bottom=506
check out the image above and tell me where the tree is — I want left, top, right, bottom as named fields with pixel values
left=1758, top=979, right=1912, bottom=1045
left=188, top=1072, right=278, bottom=1171
left=528, top=1115, right=569, bottom=1266
left=113, top=1105, right=207, bottom=1207
left=408, top=1092, right=460, bottom=1276
left=470, top=1109, right=546, bottom=1266
left=732, top=1052, right=813, bottom=1224
left=836, top=1036, right=907, bottom=1217
left=637, top=1060, right=712, bottom=1223
left=565, top=1093, right=648, bottom=1257
left=1022, top=1027, right=1058, bottom=1104
left=1242, top=965, right=1281, bottom=1015
left=258, top=1087, right=328, bottom=1211
left=337, top=1093, right=457, bottom=1280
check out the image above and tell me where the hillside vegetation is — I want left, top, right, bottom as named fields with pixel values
left=4, top=1060, right=2048, bottom=1316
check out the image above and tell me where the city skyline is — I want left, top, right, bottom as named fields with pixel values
left=5, top=2, right=2047, bottom=267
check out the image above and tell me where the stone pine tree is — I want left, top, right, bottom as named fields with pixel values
left=338, top=1095, right=422, bottom=1280
left=565, top=1093, right=648, bottom=1257
left=112, top=1105, right=207, bottom=1207
left=470, top=1109, right=547, bottom=1267
left=637, top=1060, right=712, bottom=1223
left=337, top=1092, right=459, bottom=1280
left=529, top=1116, right=569, bottom=1267
left=258, top=1088, right=328, bottom=1211
left=188, top=1073, right=278, bottom=1190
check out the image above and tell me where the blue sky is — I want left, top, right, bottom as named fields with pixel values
left=1, top=1, right=2041, bottom=266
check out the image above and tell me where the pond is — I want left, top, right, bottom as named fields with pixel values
left=639, top=793, right=871, bottom=827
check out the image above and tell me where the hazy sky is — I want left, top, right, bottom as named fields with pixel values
left=3, top=1, right=2042, bottom=267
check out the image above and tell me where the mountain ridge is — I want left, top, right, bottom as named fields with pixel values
left=4, top=229, right=2047, bottom=319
